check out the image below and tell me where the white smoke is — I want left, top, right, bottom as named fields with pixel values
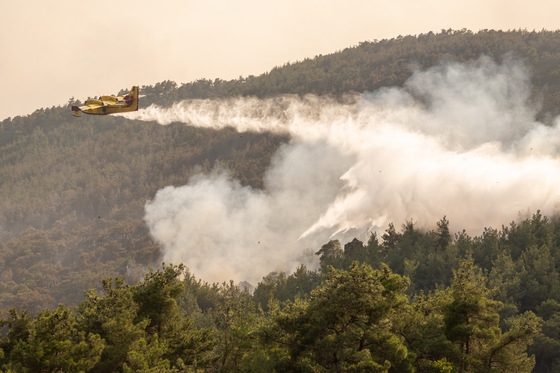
left=129, top=56, right=560, bottom=284
left=144, top=141, right=354, bottom=283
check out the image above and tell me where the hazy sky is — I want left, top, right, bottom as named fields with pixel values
left=2, top=0, right=559, bottom=121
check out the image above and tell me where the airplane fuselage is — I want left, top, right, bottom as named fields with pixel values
left=72, top=86, right=139, bottom=117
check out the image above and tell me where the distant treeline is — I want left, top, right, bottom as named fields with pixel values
left=142, top=29, right=560, bottom=120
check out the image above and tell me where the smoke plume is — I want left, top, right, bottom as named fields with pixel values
left=128, top=56, right=560, bottom=284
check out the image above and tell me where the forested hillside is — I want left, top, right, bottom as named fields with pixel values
left=2, top=29, right=560, bottom=371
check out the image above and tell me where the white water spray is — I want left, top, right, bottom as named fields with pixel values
left=127, top=56, right=560, bottom=284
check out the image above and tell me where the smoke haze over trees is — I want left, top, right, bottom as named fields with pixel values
left=2, top=29, right=560, bottom=371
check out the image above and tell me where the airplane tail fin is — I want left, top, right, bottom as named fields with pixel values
left=130, top=86, right=139, bottom=111
left=121, top=86, right=140, bottom=110
left=71, top=106, right=81, bottom=117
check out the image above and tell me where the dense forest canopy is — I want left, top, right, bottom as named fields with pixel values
left=2, top=29, right=560, bottom=371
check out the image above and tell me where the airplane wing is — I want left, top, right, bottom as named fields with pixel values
left=78, top=103, right=103, bottom=111
left=71, top=103, right=102, bottom=117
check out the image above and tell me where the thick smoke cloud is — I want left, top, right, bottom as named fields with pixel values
left=129, top=56, right=560, bottom=284
left=144, top=141, right=354, bottom=284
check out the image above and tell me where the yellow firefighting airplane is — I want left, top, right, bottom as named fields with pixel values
left=71, top=86, right=140, bottom=117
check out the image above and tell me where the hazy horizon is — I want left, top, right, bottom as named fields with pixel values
left=3, top=0, right=560, bottom=121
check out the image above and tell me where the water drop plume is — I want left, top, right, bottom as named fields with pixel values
left=133, top=56, right=560, bottom=284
